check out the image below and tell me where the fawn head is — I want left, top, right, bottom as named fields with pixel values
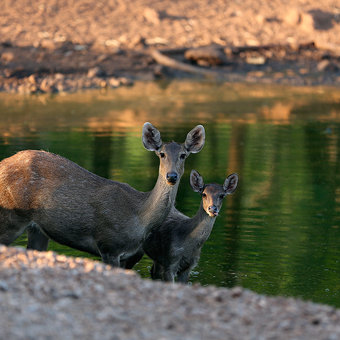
left=142, top=123, right=205, bottom=186
left=190, top=170, right=238, bottom=217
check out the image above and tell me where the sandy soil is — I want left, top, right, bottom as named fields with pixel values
left=0, top=0, right=339, bottom=92
left=1, top=246, right=340, bottom=340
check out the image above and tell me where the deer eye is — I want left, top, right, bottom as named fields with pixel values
left=219, top=194, right=225, bottom=199
left=159, top=152, right=165, bottom=158
left=180, top=153, right=186, bottom=160
left=202, top=193, right=207, bottom=198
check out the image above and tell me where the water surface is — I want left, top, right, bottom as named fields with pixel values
left=1, top=81, right=340, bottom=307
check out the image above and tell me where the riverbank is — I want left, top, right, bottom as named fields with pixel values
left=1, top=246, right=340, bottom=339
left=0, top=0, right=339, bottom=93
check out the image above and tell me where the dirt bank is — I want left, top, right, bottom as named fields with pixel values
left=1, top=246, right=340, bottom=339
left=0, top=0, right=339, bottom=93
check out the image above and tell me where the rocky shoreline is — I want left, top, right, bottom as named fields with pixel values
left=0, top=245, right=339, bottom=339
left=1, top=0, right=340, bottom=93
left=1, top=43, right=339, bottom=94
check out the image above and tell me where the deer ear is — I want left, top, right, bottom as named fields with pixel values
left=223, top=173, right=238, bottom=194
left=142, top=122, right=163, bottom=151
left=190, top=170, right=205, bottom=193
left=185, top=125, right=205, bottom=154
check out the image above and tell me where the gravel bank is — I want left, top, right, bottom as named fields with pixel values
left=1, top=246, right=340, bottom=339
left=0, top=0, right=340, bottom=92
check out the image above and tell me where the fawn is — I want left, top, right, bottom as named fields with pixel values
left=143, top=170, right=238, bottom=283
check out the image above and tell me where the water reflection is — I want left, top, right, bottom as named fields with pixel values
left=1, top=81, right=340, bottom=308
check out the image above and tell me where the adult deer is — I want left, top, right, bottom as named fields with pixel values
left=0, top=122, right=205, bottom=267
left=144, top=170, right=238, bottom=283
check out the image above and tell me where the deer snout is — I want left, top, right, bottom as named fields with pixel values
left=166, top=172, right=178, bottom=185
left=208, top=205, right=219, bottom=217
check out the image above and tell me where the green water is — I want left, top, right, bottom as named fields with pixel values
left=1, top=81, right=340, bottom=308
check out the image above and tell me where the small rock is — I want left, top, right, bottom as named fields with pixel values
left=40, top=39, right=56, bottom=49
left=299, top=68, right=309, bottom=74
left=55, top=83, right=65, bottom=92
left=185, top=47, right=226, bottom=66
left=118, top=77, right=133, bottom=86
left=317, top=60, right=339, bottom=72
left=145, top=37, right=168, bottom=46
left=87, top=67, right=105, bottom=78
left=224, top=47, right=233, bottom=56
left=246, top=56, right=266, bottom=65
left=54, top=73, right=65, bottom=80
left=246, top=39, right=260, bottom=46
left=129, top=36, right=146, bottom=48
left=108, top=77, right=120, bottom=88
left=40, top=79, right=58, bottom=93
left=300, top=12, right=315, bottom=32
left=104, top=39, right=120, bottom=47
left=97, top=54, right=109, bottom=63
left=28, top=84, right=41, bottom=94
left=283, top=8, right=301, bottom=25
left=247, top=71, right=265, bottom=77
left=28, top=74, right=36, bottom=84
left=100, top=80, right=107, bottom=88
left=0, top=280, right=8, bottom=291
left=153, top=64, right=166, bottom=78
left=1, top=51, right=14, bottom=62
left=274, top=72, right=285, bottom=78
left=144, top=7, right=161, bottom=25
left=255, top=14, right=265, bottom=24
left=231, top=286, right=243, bottom=298
left=17, top=84, right=29, bottom=94
left=54, top=35, right=66, bottom=43
left=74, top=44, right=87, bottom=51
left=197, top=60, right=211, bottom=67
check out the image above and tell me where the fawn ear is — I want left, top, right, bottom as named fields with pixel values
left=142, top=122, right=163, bottom=151
left=223, top=173, right=238, bottom=194
left=185, top=125, right=205, bottom=153
left=190, top=170, right=205, bottom=193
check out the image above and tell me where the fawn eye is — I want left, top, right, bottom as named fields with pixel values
left=160, top=152, right=165, bottom=158
left=202, top=193, right=207, bottom=198
left=180, top=153, right=186, bottom=160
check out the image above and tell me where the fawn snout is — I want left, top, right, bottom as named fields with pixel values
left=208, top=205, right=219, bottom=217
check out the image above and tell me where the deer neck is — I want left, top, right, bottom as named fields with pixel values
left=188, top=202, right=216, bottom=243
left=140, top=173, right=179, bottom=235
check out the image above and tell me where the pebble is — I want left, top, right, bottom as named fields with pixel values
left=1, top=51, right=15, bottom=62
left=184, top=47, right=227, bottom=66
left=246, top=55, right=266, bottom=65
left=143, top=8, right=161, bottom=25
left=0, top=280, right=9, bottom=291
left=87, top=67, right=105, bottom=78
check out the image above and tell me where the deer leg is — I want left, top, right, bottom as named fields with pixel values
left=151, top=261, right=163, bottom=280
left=0, top=210, right=28, bottom=246
left=0, top=226, right=24, bottom=246
left=163, top=265, right=177, bottom=283
left=177, top=266, right=192, bottom=284
left=121, top=249, right=144, bottom=269
left=101, top=253, right=120, bottom=267
left=27, top=224, right=49, bottom=251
